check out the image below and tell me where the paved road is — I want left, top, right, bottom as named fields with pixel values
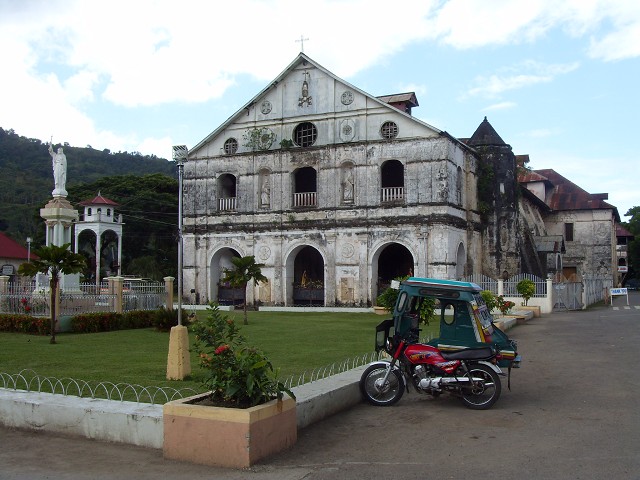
left=1, top=292, right=639, bottom=479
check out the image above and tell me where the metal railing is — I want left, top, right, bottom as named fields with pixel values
left=0, top=370, right=201, bottom=405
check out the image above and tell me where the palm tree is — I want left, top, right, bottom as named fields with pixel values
left=18, top=243, right=86, bottom=344
left=222, top=255, right=267, bottom=325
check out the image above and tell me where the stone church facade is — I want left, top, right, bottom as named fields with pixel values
left=181, top=53, right=618, bottom=306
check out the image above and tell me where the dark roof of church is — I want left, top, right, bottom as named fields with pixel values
left=534, top=168, right=617, bottom=214
left=376, top=92, right=419, bottom=107
left=616, top=224, right=634, bottom=238
left=79, top=192, right=119, bottom=207
left=519, top=169, right=550, bottom=183
left=467, top=117, right=507, bottom=146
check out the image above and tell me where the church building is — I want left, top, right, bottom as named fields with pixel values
left=181, top=53, right=618, bottom=307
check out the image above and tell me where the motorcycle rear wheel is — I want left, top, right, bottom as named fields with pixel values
left=360, top=363, right=405, bottom=406
left=459, top=364, right=501, bottom=410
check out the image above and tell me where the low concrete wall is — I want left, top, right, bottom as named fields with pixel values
left=291, top=365, right=366, bottom=429
left=0, top=368, right=367, bottom=448
left=0, top=390, right=163, bottom=448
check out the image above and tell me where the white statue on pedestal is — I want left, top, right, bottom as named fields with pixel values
left=49, top=143, right=67, bottom=197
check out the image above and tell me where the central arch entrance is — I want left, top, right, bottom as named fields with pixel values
left=287, top=245, right=325, bottom=306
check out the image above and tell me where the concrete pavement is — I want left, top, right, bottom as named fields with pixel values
left=1, top=291, right=639, bottom=479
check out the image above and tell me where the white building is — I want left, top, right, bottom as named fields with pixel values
left=183, top=53, right=484, bottom=306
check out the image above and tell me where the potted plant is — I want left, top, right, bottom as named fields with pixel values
left=516, top=278, right=540, bottom=317
left=163, top=304, right=296, bottom=468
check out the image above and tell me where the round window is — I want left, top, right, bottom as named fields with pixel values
left=223, top=138, right=238, bottom=154
left=293, top=122, right=318, bottom=147
left=380, top=121, right=399, bottom=140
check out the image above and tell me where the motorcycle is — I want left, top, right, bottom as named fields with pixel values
left=360, top=319, right=504, bottom=410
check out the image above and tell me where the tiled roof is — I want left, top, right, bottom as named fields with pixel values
left=376, top=92, right=419, bottom=107
left=534, top=169, right=616, bottom=212
left=518, top=170, right=549, bottom=183
left=79, top=192, right=119, bottom=207
left=0, top=232, right=34, bottom=260
left=616, top=224, right=634, bottom=238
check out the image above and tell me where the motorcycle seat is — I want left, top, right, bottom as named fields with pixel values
left=440, top=347, right=494, bottom=361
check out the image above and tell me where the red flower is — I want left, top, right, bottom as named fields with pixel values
left=24, top=306, right=31, bottom=312
left=215, top=345, right=229, bottom=355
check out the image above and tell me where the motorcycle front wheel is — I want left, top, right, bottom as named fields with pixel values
left=360, top=363, right=405, bottom=406
left=459, top=364, right=501, bottom=410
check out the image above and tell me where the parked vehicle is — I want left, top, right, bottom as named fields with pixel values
left=360, top=277, right=521, bottom=409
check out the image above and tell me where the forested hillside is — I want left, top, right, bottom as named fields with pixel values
left=0, top=127, right=176, bottom=245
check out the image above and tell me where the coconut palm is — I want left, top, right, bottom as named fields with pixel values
left=222, top=255, right=267, bottom=325
left=18, top=243, right=86, bottom=344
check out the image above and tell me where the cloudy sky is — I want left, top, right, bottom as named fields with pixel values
left=1, top=0, right=638, bottom=220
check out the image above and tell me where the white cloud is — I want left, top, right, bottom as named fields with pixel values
left=1, top=0, right=639, bottom=159
left=483, top=101, right=517, bottom=112
left=465, top=61, right=580, bottom=98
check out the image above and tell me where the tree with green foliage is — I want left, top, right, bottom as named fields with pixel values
left=67, top=173, right=178, bottom=281
left=516, top=278, right=536, bottom=306
left=222, top=256, right=267, bottom=325
left=18, top=243, right=86, bottom=344
left=622, top=206, right=640, bottom=282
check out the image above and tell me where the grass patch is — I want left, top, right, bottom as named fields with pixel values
left=0, top=309, right=440, bottom=397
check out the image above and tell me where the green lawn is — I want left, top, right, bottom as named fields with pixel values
left=0, top=309, right=440, bottom=397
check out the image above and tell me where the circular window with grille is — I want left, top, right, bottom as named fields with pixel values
left=293, top=122, right=318, bottom=147
left=380, top=121, right=399, bottom=140
left=223, top=138, right=238, bottom=154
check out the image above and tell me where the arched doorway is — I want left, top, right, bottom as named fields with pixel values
left=287, top=245, right=325, bottom=306
left=210, top=247, right=243, bottom=305
left=456, top=243, right=466, bottom=280
left=374, top=243, right=414, bottom=301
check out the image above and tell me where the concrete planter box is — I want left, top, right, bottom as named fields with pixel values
left=518, top=305, right=541, bottom=317
left=163, top=392, right=296, bottom=468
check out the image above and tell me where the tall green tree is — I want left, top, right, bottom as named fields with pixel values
left=18, top=243, right=86, bottom=344
left=222, top=256, right=267, bottom=325
left=623, top=206, right=640, bottom=281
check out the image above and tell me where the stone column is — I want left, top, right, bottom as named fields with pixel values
left=164, top=277, right=175, bottom=310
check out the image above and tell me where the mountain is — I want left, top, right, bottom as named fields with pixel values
left=0, top=127, right=176, bottom=245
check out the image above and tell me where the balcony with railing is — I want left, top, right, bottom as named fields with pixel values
left=218, top=197, right=237, bottom=212
left=293, top=192, right=317, bottom=208
left=381, top=187, right=405, bottom=203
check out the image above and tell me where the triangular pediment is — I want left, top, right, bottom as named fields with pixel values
left=190, top=53, right=441, bottom=158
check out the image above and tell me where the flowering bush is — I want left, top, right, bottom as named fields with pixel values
left=496, top=296, right=516, bottom=315
left=192, top=304, right=294, bottom=408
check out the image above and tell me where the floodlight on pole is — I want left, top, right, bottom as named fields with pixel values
left=172, top=145, right=188, bottom=327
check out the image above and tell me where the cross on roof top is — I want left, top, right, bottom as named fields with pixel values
left=296, top=35, right=309, bottom=53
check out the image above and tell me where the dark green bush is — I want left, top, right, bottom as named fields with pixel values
left=153, top=307, right=190, bottom=332
left=0, top=314, right=50, bottom=335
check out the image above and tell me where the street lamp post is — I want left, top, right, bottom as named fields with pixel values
left=166, top=145, right=190, bottom=380
left=173, top=145, right=188, bottom=326
left=26, top=237, right=32, bottom=262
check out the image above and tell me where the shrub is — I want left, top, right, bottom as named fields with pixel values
left=153, top=307, right=190, bottom=331
left=481, top=290, right=497, bottom=312
left=496, top=296, right=515, bottom=315
left=516, top=279, right=536, bottom=306
left=192, top=303, right=294, bottom=408
left=0, top=314, right=50, bottom=335
left=376, top=275, right=410, bottom=311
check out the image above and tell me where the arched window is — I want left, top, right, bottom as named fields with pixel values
left=380, top=160, right=404, bottom=203
left=292, top=167, right=317, bottom=207
left=217, top=174, right=237, bottom=211
left=87, top=208, right=92, bottom=216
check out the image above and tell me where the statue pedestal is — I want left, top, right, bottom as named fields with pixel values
left=40, top=196, right=78, bottom=247
left=39, top=196, right=82, bottom=292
